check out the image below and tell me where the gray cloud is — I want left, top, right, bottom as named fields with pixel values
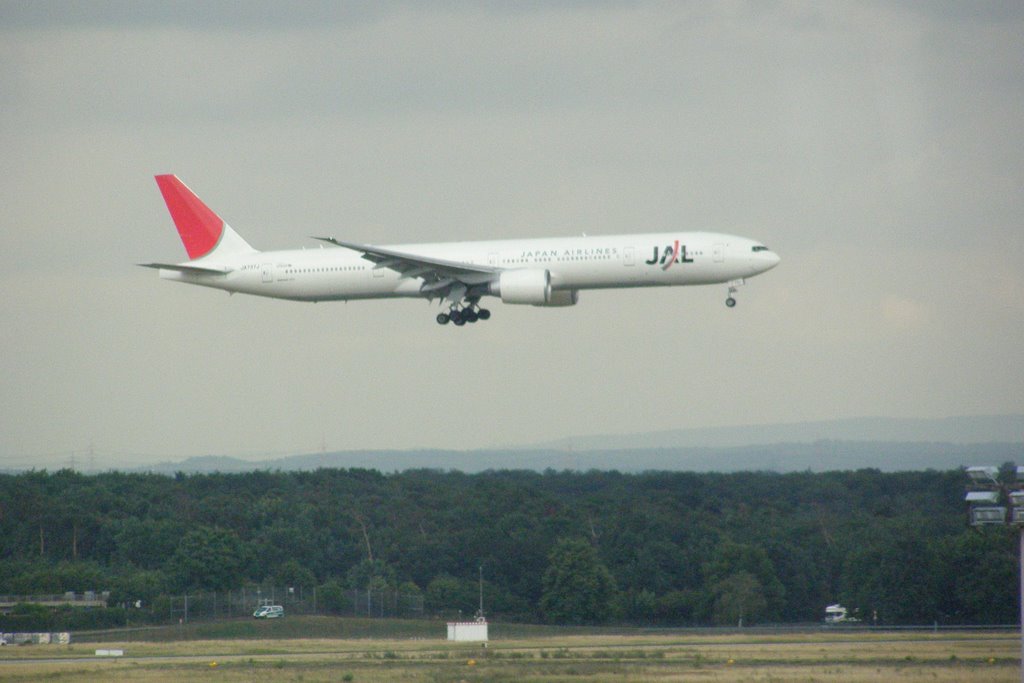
left=0, top=1, right=386, bottom=30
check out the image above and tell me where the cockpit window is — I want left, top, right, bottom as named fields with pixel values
left=752, top=245, right=769, bottom=252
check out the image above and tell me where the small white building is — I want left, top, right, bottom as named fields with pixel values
left=447, top=619, right=488, bottom=642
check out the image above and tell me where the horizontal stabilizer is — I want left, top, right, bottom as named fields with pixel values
left=137, top=262, right=232, bottom=275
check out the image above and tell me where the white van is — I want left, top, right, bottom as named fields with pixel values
left=253, top=605, right=284, bottom=619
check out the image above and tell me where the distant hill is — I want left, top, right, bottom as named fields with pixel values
left=133, top=440, right=1024, bottom=475
left=9, top=415, right=1019, bottom=475
left=514, top=415, right=1024, bottom=451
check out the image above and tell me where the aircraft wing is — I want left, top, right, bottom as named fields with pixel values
left=312, top=237, right=500, bottom=287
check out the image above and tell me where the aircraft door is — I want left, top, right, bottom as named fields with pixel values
left=261, top=263, right=273, bottom=283
left=623, top=246, right=635, bottom=266
left=713, top=244, right=725, bottom=263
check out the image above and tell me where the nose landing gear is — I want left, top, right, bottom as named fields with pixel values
left=725, top=278, right=745, bottom=308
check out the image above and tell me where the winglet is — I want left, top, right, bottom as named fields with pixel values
left=155, top=175, right=225, bottom=260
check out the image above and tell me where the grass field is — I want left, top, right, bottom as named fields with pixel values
left=0, top=618, right=1018, bottom=682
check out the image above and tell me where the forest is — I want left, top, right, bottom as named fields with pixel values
left=0, top=466, right=1016, bottom=629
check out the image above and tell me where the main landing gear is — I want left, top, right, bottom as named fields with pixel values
left=436, top=304, right=491, bottom=326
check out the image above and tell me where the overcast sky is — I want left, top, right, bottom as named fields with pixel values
left=2, top=1, right=1023, bottom=468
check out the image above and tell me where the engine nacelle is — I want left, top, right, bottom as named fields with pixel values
left=491, top=269, right=551, bottom=305
left=490, top=270, right=578, bottom=307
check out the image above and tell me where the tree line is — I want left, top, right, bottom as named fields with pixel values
left=0, top=466, right=1015, bottom=627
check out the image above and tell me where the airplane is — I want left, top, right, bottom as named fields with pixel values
left=141, top=175, right=780, bottom=326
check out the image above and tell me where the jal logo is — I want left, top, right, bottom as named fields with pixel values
left=645, top=241, right=693, bottom=270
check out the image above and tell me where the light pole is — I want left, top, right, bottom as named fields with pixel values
left=965, top=465, right=1024, bottom=683
left=476, top=564, right=486, bottom=623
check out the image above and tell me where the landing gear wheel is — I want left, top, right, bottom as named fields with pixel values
left=449, top=309, right=463, bottom=325
left=477, top=308, right=491, bottom=320
left=453, top=316, right=466, bottom=326
left=436, top=313, right=450, bottom=325
left=724, top=279, right=744, bottom=309
left=463, top=309, right=479, bottom=323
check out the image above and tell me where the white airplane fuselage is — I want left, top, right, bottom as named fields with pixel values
left=162, top=233, right=778, bottom=302
left=143, top=175, right=780, bottom=324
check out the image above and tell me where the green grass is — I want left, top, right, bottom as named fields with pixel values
left=0, top=628, right=1018, bottom=682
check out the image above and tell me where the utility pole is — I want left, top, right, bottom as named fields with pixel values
left=477, top=564, right=485, bottom=621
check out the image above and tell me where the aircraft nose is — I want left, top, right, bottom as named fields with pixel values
left=751, top=249, right=780, bottom=276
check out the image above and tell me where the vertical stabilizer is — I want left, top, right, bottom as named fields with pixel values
left=155, top=175, right=255, bottom=260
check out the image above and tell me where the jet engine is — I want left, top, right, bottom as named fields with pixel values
left=490, top=270, right=578, bottom=307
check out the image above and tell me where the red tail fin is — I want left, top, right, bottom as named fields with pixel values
left=155, top=175, right=224, bottom=260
